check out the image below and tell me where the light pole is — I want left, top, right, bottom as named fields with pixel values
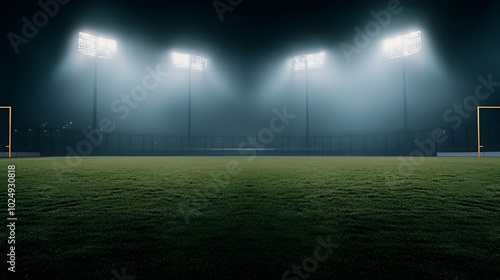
left=78, top=32, right=117, bottom=129
left=291, top=52, right=325, bottom=147
left=383, top=30, right=422, bottom=132
left=172, top=52, right=208, bottom=148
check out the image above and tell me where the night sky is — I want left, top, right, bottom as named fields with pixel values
left=2, top=0, right=500, bottom=135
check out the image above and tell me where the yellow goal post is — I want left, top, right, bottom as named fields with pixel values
left=0, top=106, right=12, bottom=158
left=477, top=106, right=500, bottom=158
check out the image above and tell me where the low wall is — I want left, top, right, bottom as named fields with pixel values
left=0, top=152, right=41, bottom=158
left=437, top=152, right=500, bottom=157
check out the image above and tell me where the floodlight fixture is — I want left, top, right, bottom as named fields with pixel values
left=291, top=52, right=325, bottom=70
left=173, top=52, right=207, bottom=71
left=78, top=32, right=117, bottom=59
left=384, top=31, right=421, bottom=59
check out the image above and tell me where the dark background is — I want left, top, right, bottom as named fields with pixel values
left=1, top=0, right=500, bottom=136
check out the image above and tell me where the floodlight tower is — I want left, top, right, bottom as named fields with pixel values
left=78, top=32, right=117, bottom=129
left=291, top=52, right=325, bottom=147
left=383, top=30, right=422, bottom=132
left=172, top=52, right=208, bottom=147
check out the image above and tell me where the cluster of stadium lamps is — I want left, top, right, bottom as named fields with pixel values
left=78, top=30, right=422, bottom=145
left=77, top=32, right=117, bottom=60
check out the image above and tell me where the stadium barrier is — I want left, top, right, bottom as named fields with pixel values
left=0, top=122, right=499, bottom=157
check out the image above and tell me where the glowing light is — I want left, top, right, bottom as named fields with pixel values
left=173, top=52, right=207, bottom=71
left=384, top=31, right=422, bottom=59
left=78, top=32, right=117, bottom=59
left=291, top=52, right=325, bottom=70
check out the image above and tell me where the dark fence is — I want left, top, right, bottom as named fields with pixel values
left=1, top=123, right=499, bottom=157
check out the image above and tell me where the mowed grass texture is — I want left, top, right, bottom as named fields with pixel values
left=0, top=157, right=499, bottom=280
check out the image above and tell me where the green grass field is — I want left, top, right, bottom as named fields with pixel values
left=0, top=157, right=499, bottom=280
